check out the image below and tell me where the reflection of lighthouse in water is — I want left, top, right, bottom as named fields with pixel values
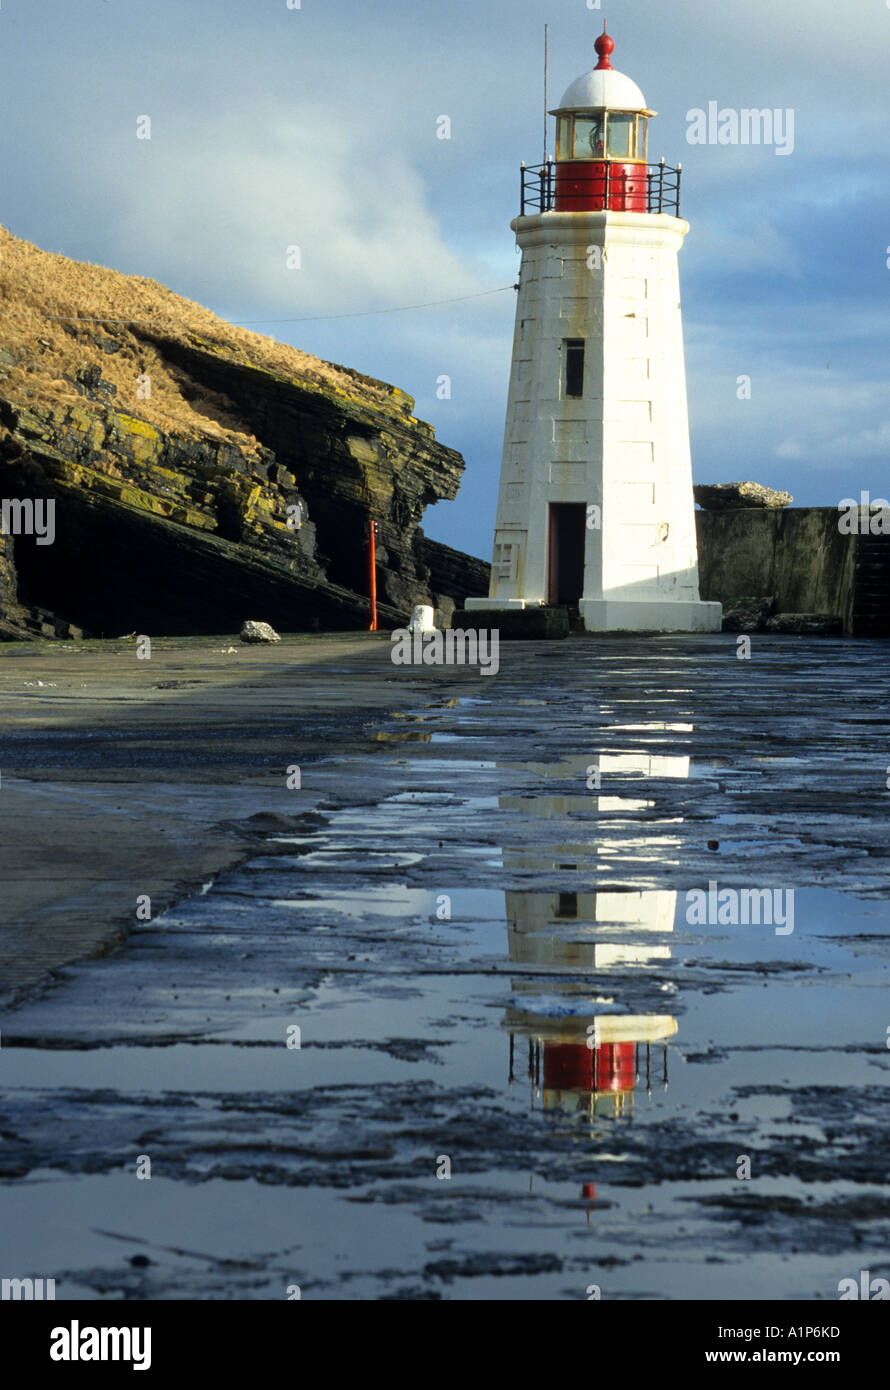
left=504, top=889, right=677, bottom=1118
left=500, top=751, right=685, bottom=1117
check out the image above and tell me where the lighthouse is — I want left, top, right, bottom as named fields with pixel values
left=465, top=29, right=721, bottom=633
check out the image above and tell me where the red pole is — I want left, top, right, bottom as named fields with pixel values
left=368, top=518, right=378, bottom=631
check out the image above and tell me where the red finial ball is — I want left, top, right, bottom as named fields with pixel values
left=594, top=25, right=615, bottom=70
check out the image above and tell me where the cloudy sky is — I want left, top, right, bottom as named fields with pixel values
left=1, top=0, right=888, bottom=558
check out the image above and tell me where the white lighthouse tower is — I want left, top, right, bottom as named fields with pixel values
left=465, top=28, right=721, bottom=633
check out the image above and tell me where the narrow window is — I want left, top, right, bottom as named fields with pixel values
left=556, top=892, right=578, bottom=919
left=564, top=339, right=585, bottom=398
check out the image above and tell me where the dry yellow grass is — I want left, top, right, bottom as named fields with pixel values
left=0, top=224, right=398, bottom=448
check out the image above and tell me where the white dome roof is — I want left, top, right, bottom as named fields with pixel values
left=552, top=65, right=650, bottom=114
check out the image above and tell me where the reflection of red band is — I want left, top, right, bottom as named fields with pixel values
left=543, top=1041, right=635, bottom=1093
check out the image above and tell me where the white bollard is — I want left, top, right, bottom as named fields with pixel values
left=408, top=604, right=437, bottom=634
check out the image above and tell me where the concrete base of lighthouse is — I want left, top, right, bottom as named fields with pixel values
left=579, top=598, right=722, bottom=633
left=463, top=595, right=721, bottom=633
left=464, top=598, right=527, bottom=610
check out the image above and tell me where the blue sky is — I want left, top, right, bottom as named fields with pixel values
left=1, top=0, right=888, bottom=558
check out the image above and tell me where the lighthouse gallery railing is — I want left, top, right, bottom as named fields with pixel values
left=520, top=160, right=681, bottom=217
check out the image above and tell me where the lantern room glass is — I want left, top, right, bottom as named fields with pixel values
left=635, top=115, right=649, bottom=163
left=606, top=114, right=634, bottom=159
left=556, top=111, right=649, bottom=163
left=573, top=117, right=605, bottom=159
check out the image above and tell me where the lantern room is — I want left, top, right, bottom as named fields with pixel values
left=551, top=27, right=655, bottom=213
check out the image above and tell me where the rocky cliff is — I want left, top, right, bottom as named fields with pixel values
left=0, top=225, right=484, bottom=638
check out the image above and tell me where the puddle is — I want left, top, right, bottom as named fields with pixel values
left=3, top=642, right=890, bottom=1298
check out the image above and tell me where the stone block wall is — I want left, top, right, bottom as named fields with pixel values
left=695, top=507, right=889, bottom=636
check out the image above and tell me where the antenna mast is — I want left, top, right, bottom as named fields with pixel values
left=543, top=24, right=549, bottom=164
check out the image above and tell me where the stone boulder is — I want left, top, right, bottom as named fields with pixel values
left=720, top=596, right=776, bottom=632
left=434, top=596, right=456, bottom=630
left=240, top=620, right=281, bottom=644
left=694, top=482, right=793, bottom=511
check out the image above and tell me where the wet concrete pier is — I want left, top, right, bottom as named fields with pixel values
left=1, top=634, right=889, bottom=1299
